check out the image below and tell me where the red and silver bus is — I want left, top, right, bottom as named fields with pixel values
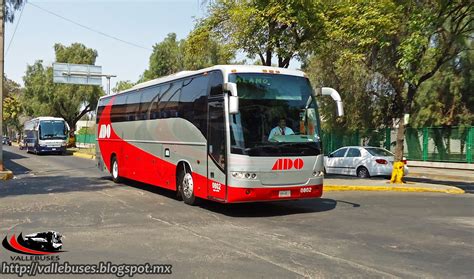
left=96, top=65, right=343, bottom=205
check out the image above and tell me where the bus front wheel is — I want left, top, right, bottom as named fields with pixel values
left=178, top=166, right=198, bottom=206
left=111, top=156, right=122, bottom=183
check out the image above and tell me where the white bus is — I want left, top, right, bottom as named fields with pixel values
left=24, top=117, right=69, bottom=155
left=96, top=65, right=343, bottom=204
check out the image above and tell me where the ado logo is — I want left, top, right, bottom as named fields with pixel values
left=272, top=158, right=304, bottom=171
left=98, top=124, right=111, bottom=139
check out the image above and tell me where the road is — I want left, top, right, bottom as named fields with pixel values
left=1, top=145, right=473, bottom=278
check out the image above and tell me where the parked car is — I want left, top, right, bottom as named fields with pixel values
left=2, top=137, right=12, bottom=146
left=324, top=146, right=409, bottom=178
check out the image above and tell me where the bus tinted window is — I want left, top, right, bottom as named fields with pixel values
left=96, top=98, right=109, bottom=124
left=125, top=93, right=140, bottom=121
left=111, top=94, right=127, bottom=122
left=150, top=84, right=168, bottom=120
left=159, top=81, right=182, bottom=118
left=209, top=71, right=223, bottom=96
left=180, top=75, right=208, bottom=136
left=139, top=86, right=160, bottom=120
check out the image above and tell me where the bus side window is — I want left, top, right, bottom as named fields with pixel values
left=209, top=71, right=224, bottom=96
left=159, top=81, right=182, bottom=119
left=125, top=93, right=140, bottom=121
left=149, top=85, right=167, bottom=120
left=96, top=98, right=107, bottom=124
left=139, top=86, right=160, bottom=120
left=179, top=75, right=209, bottom=136
left=111, top=94, right=127, bottom=122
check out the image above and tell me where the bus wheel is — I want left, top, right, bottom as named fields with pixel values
left=111, top=156, right=122, bottom=183
left=178, top=167, right=197, bottom=206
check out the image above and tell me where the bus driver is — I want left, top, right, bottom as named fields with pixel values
left=268, top=118, right=294, bottom=141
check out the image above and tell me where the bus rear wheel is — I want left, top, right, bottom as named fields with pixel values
left=111, top=156, right=122, bottom=183
left=178, top=167, right=198, bottom=206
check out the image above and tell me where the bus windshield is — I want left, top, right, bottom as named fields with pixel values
left=39, top=120, right=68, bottom=140
left=228, top=73, right=321, bottom=156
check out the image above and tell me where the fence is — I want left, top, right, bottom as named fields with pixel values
left=75, top=133, right=96, bottom=148
left=322, top=126, right=474, bottom=163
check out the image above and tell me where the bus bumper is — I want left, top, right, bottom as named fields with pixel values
left=37, top=146, right=66, bottom=153
left=225, top=184, right=323, bottom=203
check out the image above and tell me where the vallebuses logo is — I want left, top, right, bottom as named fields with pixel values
left=272, top=158, right=304, bottom=170
left=98, top=124, right=111, bottom=139
left=2, top=231, right=64, bottom=255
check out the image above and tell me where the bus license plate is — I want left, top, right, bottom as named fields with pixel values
left=52, top=148, right=56, bottom=151
left=278, top=190, right=291, bottom=198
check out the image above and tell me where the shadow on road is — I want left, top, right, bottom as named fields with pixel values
left=3, top=150, right=31, bottom=175
left=114, top=178, right=352, bottom=217
left=0, top=175, right=116, bottom=198
left=199, top=198, right=342, bottom=217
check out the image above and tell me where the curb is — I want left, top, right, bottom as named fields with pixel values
left=0, top=170, right=14, bottom=180
left=324, top=185, right=465, bottom=194
left=72, top=152, right=96, bottom=160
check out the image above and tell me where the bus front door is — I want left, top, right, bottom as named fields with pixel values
left=207, top=97, right=227, bottom=201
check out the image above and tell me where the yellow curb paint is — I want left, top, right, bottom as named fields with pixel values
left=72, top=152, right=95, bottom=160
left=0, top=170, right=14, bottom=180
left=324, top=185, right=465, bottom=194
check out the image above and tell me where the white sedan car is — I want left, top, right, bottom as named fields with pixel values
left=324, top=146, right=409, bottom=178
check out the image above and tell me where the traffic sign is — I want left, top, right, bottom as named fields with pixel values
left=53, top=63, right=103, bottom=86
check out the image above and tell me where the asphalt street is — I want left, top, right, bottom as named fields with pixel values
left=1, top=145, right=473, bottom=278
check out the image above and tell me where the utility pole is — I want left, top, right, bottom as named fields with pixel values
left=0, top=0, right=5, bottom=171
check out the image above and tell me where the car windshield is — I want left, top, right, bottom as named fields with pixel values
left=228, top=73, right=321, bottom=156
left=365, top=147, right=393, bottom=157
left=39, top=120, right=67, bottom=140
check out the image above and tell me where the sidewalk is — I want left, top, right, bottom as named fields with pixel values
left=408, top=166, right=474, bottom=182
left=324, top=177, right=465, bottom=194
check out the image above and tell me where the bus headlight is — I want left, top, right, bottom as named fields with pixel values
left=312, top=171, right=324, bottom=177
left=232, top=172, right=257, bottom=180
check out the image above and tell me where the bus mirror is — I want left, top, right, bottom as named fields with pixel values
left=224, top=82, right=238, bottom=96
left=319, top=87, right=344, bottom=117
left=229, top=96, right=239, bottom=115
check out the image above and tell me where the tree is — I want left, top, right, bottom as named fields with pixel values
left=142, top=31, right=234, bottom=81
left=113, top=80, right=135, bottom=93
left=324, top=0, right=473, bottom=180
left=182, top=25, right=234, bottom=70
left=23, top=43, right=104, bottom=131
left=142, top=33, right=183, bottom=81
left=2, top=76, right=22, bottom=137
left=203, top=0, right=325, bottom=67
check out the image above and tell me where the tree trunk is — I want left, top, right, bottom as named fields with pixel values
left=432, top=129, right=447, bottom=161
left=394, top=117, right=405, bottom=162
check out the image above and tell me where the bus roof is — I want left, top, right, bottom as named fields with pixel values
left=26, top=117, right=66, bottom=122
left=103, top=65, right=307, bottom=98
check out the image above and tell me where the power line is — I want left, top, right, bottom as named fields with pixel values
left=27, top=2, right=153, bottom=52
left=6, top=4, right=26, bottom=55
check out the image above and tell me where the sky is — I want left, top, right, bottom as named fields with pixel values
left=4, top=0, right=205, bottom=90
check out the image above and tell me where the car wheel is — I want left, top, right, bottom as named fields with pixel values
left=357, top=166, right=370, bottom=178
left=178, top=166, right=198, bottom=206
left=111, top=156, right=122, bottom=183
